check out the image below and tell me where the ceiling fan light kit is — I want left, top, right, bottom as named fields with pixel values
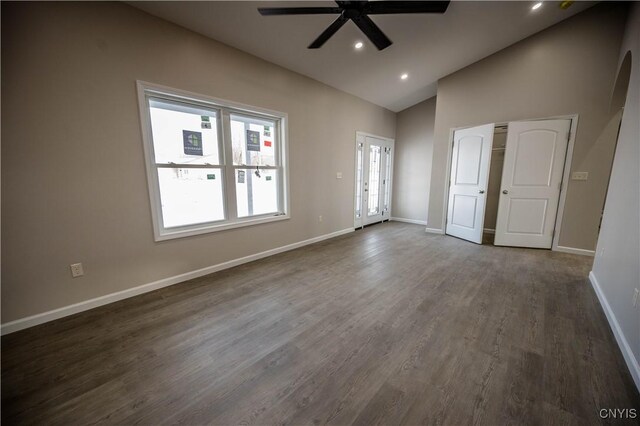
left=258, top=1, right=451, bottom=51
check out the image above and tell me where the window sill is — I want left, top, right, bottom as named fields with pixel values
left=154, top=214, right=290, bottom=242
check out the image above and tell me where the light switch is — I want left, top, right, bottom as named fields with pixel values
left=336, top=172, right=343, bottom=179
left=571, top=171, right=588, bottom=181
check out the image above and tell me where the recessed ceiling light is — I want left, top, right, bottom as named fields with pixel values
left=354, top=41, right=364, bottom=49
left=532, top=2, right=543, bottom=10
left=400, top=73, right=409, bottom=80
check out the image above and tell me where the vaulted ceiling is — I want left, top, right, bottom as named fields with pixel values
left=131, top=1, right=595, bottom=112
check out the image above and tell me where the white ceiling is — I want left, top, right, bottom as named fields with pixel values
left=130, top=1, right=595, bottom=112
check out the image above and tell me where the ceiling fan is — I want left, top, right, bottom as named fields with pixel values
left=258, top=1, right=450, bottom=51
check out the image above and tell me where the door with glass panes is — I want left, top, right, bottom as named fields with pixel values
left=355, top=134, right=394, bottom=227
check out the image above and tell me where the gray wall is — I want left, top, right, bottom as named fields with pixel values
left=591, top=3, right=640, bottom=387
left=392, top=97, right=436, bottom=223
left=1, top=2, right=396, bottom=323
left=426, top=3, right=627, bottom=251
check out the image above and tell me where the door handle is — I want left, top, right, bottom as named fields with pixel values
left=502, top=190, right=509, bottom=194
left=478, top=190, right=485, bottom=194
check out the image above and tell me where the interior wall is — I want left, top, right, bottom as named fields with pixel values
left=484, top=131, right=506, bottom=232
left=392, top=97, right=436, bottom=223
left=427, top=3, right=628, bottom=251
left=0, top=2, right=396, bottom=324
left=591, top=2, right=640, bottom=388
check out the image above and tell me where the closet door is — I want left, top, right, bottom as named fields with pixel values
left=445, top=123, right=494, bottom=244
left=494, top=119, right=571, bottom=248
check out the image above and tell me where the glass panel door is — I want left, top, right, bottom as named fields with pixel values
left=358, top=136, right=393, bottom=227
left=367, top=144, right=382, bottom=216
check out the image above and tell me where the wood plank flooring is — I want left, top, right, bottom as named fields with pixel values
left=2, top=222, right=638, bottom=425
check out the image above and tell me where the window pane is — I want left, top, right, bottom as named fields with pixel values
left=157, top=168, right=225, bottom=228
left=384, top=148, right=392, bottom=212
left=230, top=114, right=276, bottom=166
left=368, top=145, right=381, bottom=216
left=355, top=143, right=363, bottom=218
left=235, top=169, right=279, bottom=218
left=149, top=98, right=220, bottom=165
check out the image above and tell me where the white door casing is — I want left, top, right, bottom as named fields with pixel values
left=494, top=119, right=571, bottom=248
left=445, top=123, right=495, bottom=244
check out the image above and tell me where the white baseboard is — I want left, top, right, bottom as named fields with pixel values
left=555, top=245, right=595, bottom=256
left=391, top=217, right=427, bottom=226
left=425, top=227, right=444, bottom=235
left=1, top=228, right=354, bottom=336
left=483, top=228, right=495, bottom=234
left=589, top=271, right=640, bottom=391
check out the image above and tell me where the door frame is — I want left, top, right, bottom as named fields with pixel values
left=354, top=131, right=395, bottom=229
left=440, top=114, right=579, bottom=252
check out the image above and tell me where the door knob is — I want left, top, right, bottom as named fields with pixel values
left=478, top=190, right=485, bottom=194
left=502, top=190, right=509, bottom=194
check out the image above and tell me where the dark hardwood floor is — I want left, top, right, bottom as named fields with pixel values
left=2, top=222, right=638, bottom=425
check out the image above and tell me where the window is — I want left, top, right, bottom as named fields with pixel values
left=383, top=146, right=392, bottom=213
left=355, top=142, right=364, bottom=219
left=137, top=82, right=288, bottom=240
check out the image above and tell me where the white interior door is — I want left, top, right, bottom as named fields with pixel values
left=445, top=123, right=495, bottom=243
left=494, top=119, right=571, bottom=248
left=355, top=135, right=393, bottom=227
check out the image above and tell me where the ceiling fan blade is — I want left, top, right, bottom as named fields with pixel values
left=308, top=15, right=349, bottom=49
left=351, top=14, right=392, bottom=50
left=258, top=7, right=342, bottom=16
left=365, top=1, right=450, bottom=14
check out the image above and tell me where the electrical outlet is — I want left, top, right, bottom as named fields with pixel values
left=336, top=172, right=343, bottom=179
left=633, top=288, right=639, bottom=307
left=70, top=263, right=84, bottom=278
left=318, top=215, right=323, bottom=223
left=571, top=171, right=589, bottom=181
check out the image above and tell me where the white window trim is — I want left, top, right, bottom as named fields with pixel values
left=136, top=80, right=290, bottom=241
